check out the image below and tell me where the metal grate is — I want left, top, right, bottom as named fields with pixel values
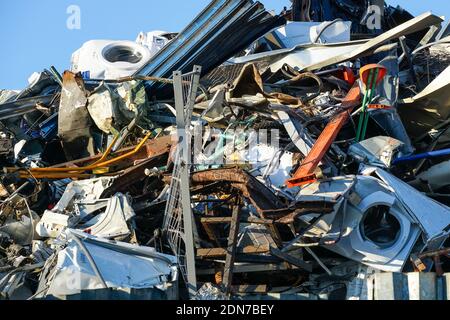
left=163, top=65, right=201, bottom=297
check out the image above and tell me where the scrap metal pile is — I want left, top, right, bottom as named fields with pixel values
left=2, top=0, right=450, bottom=300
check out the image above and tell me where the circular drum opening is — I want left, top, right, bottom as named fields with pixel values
left=360, top=205, right=401, bottom=247
left=103, top=45, right=143, bottom=64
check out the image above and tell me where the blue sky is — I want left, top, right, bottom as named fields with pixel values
left=0, top=0, right=448, bottom=90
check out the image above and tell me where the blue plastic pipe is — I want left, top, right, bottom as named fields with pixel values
left=393, top=148, right=450, bottom=164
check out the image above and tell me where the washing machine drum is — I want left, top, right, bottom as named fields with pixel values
left=71, top=40, right=151, bottom=80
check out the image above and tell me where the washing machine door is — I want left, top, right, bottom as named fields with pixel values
left=102, top=44, right=145, bottom=64
left=100, top=41, right=151, bottom=79
left=344, top=178, right=421, bottom=272
left=349, top=191, right=419, bottom=263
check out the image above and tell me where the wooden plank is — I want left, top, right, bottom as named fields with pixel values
left=222, top=206, right=241, bottom=294
left=196, top=245, right=270, bottom=258
left=200, top=216, right=273, bottom=224
left=201, top=222, right=220, bottom=246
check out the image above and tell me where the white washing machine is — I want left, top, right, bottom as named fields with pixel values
left=296, top=175, right=421, bottom=272
left=71, top=40, right=152, bottom=80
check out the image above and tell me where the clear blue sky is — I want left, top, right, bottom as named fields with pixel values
left=0, top=0, right=447, bottom=90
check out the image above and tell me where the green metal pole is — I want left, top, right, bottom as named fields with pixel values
left=360, top=68, right=380, bottom=141
left=355, top=69, right=374, bottom=142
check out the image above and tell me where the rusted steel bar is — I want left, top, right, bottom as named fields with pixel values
left=286, top=84, right=361, bottom=188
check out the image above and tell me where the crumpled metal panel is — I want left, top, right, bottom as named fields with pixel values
left=53, top=177, right=116, bottom=215
left=87, top=80, right=147, bottom=134
left=58, top=71, right=95, bottom=161
left=81, top=193, right=135, bottom=239
left=372, top=167, right=450, bottom=248
left=42, top=230, right=177, bottom=299
left=36, top=177, right=116, bottom=238
left=231, top=39, right=367, bottom=68
left=348, top=136, right=404, bottom=167
left=399, top=65, right=450, bottom=138
left=303, top=12, right=443, bottom=71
